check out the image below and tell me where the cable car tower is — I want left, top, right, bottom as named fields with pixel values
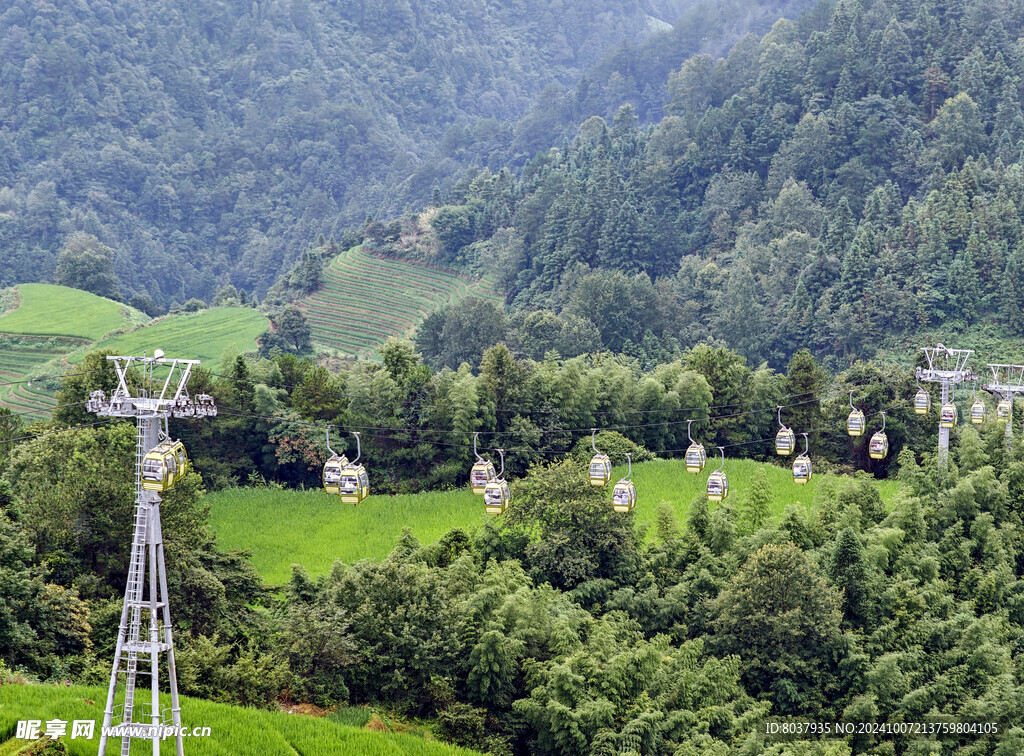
left=86, top=352, right=211, bottom=756
left=916, top=344, right=975, bottom=470
left=983, top=363, right=1024, bottom=451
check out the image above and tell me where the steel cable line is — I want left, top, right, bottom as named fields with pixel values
left=208, top=397, right=906, bottom=457
left=200, top=367, right=893, bottom=416
left=205, top=372, right=906, bottom=438
left=0, top=365, right=115, bottom=388
left=0, top=417, right=120, bottom=446
left=211, top=394, right=828, bottom=437
left=0, top=401, right=101, bottom=420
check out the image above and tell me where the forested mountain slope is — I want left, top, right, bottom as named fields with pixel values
left=403, top=0, right=1024, bottom=370
left=0, top=0, right=688, bottom=306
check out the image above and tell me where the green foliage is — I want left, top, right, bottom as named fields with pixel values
left=711, top=543, right=847, bottom=717
left=500, top=459, right=640, bottom=590
left=272, top=306, right=312, bottom=354
left=0, top=0, right=668, bottom=306
left=52, top=233, right=120, bottom=301
left=416, top=298, right=507, bottom=371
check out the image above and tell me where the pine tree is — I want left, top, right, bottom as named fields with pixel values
left=827, top=528, right=873, bottom=629
left=839, top=223, right=876, bottom=304
left=687, top=494, right=710, bottom=541
left=743, top=467, right=773, bottom=533
left=1000, top=244, right=1024, bottom=334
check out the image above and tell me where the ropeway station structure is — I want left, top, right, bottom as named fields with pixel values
left=85, top=352, right=215, bottom=756
left=915, top=344, right=976, bottom=470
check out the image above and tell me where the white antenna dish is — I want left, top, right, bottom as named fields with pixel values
left=153, top=349, right=165, bottom=360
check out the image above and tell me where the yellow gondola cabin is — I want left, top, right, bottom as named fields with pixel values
left=792, top=432, right=811, bottom=484
left=684, top=420, right=705, bottom=473
left=484, top=480, right=510, bottom=514
left=470, top=433, right=496, bottom=494
left=322, top=429, right=349, bottom=495
left=471, top=460, right=497, bottom=494
left=612, top=480, right=636, bottom=513
left=588, top=430, right=612, bottom=486
left=611, top=453, right=636, bottom=513
left=792, top=456, right=811, bottom=484
left=484, top=448, right=510, bottom=515
left=707, top=471, right=729, bottom=502
left=338, top=432, right=369, bottom=505
left=939, top=404, right=958, bottom=428
left=706, top=447, right=729, bottom=502
left=775, top=408, right=795, bottom=455
left=685, top=444, right=706, bottom=473
left=869, top=433, right=888, bottom=459
left=142, top=441, right=188, bottom=492
left=997, top=399, right=1012, bottom=421
left=970, top=399, right=986, bottom=424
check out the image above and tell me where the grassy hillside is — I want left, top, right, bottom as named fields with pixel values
left=0, top=284, right=146, bottom=340
left=0, top=289, right=265, bottom=418
left=298, top=247, right=501, bottom=359
left=209, top=459, right=900, bottom=585
left=0, top=683, right=480, bottom=756
left=0, top=284, right=149, bottom=419
left=72, top=308, right=269, bottom=371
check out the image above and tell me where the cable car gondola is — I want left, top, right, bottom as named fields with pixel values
left=322, top=428, right=349, bottom=495
left=338, top=431, right=369, bottom=505
left=792, top=433, right=812, bottom=484
left=847, top=391, right=865, bottom=437
left=484, top=449, right=510, bottom=515
left=914, top=378, right=931, bottom=415
left=142, top=432, right=189, bottom=493
left=869, top=412, right=888, bottom=460
left=470, top=432, right=497, bottom=494
left=611, top=453, right=636, bottom=513
left=997, top=398, right=1012, bottom=422
left=939, top=403, right=958, bottom=428
left=775, top=406, right=795, bottom=455
left=684, top=419, right=706, bottom=473
left=588, top=428, right=612, bottom=487
left=970, top=385, right=986, bottom=424
left=706, top=447, right=729, bottom=502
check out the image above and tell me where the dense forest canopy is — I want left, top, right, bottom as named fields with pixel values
left=0, top=0, right=826, bottom=309
left=382, top=0, right=1024, bottom=370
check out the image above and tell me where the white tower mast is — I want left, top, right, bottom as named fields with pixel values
left=86, top=353, right=214, bottom=756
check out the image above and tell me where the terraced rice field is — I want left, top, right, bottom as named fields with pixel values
left=0, top=335, right=83, bottom=419
left=0, top=284, right=149, bottom=419
left=298, top=246, right=501, bottom=358
left=70, top=308, right=269, bottom=370
left=0, top=285, right=266, bottom=419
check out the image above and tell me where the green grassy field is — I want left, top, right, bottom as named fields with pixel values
left=0, top=683, right=480, bottom=755
left=208, top=459, right=900, bottom=585
left=69, top=308, right=269, bottom=371
left=0, top=284, right=146, bottom=340
left=298, top=246, right=501, bottom=359
left=0, top=284, right=149, bottom=418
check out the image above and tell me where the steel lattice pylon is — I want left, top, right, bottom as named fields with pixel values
left=86, top=354, right=214, bottom=756
left=983, top=363, right=1024, bottom=451
left=916, top=344, right=976, bottom=470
